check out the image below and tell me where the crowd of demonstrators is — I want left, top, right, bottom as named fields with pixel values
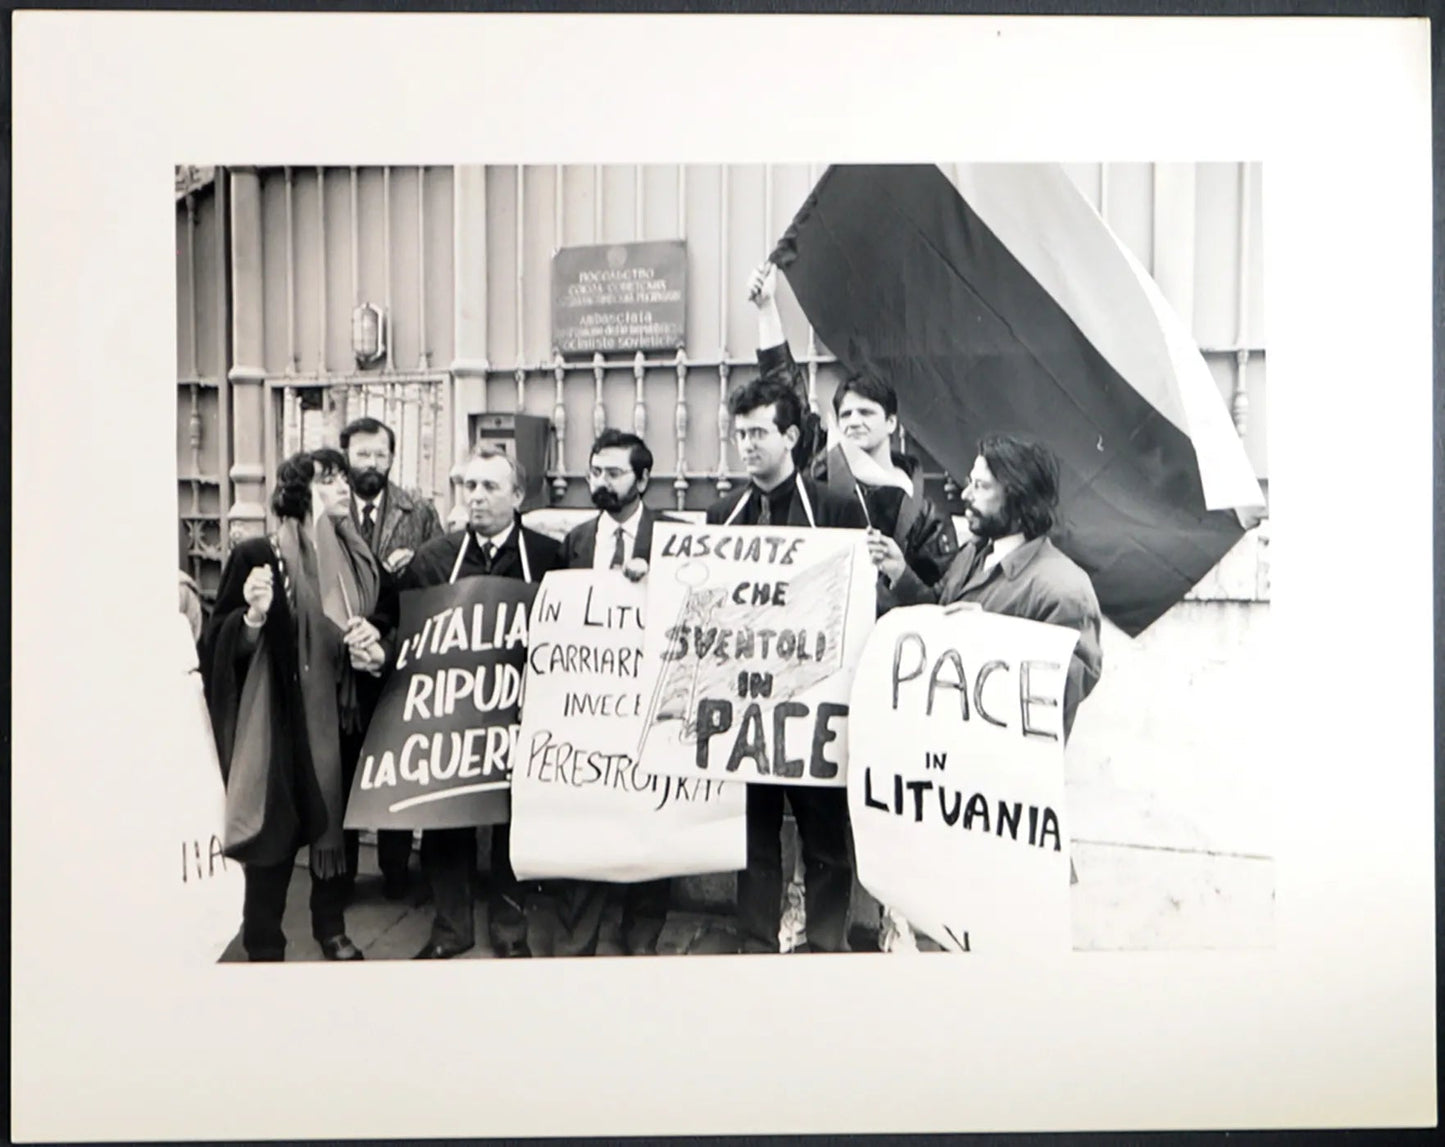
left=194, top=258, right=1104, bottom=962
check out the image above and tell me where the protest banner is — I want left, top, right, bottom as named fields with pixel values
left=635, top=523, right=875, bottom=787
left=847, top=604, right=1079, bottom=952
left=344, top=576, right=536, bottom=830
left=509, top=570, right=747, bottom=881
left=167, top=614, right=244, bottom=962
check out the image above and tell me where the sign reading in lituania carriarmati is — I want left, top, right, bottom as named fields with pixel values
left=344, top=577, right=537, bottom=831
left=634, top=523, right=875, bottom=787
left=846, top=604, right=1079, bottom=953
left=508, top=571, right=747, bottom=883
left=551, top=241, right=686, bottom=355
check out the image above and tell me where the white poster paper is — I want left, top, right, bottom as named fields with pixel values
left=848, top=604, right=1079, bottom=953
left=167, top=614, right=245, bottom=962
left=635, top=523, right=875, bottom=787
left=509, top=570, right=747, bottom=881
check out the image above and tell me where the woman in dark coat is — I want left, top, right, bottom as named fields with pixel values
left=200, top=449, right=382, bottom=962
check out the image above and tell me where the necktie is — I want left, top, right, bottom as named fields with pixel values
left=971, top=541, right=995, bottom=582
left=609, top=526, right=627, bottom=570
left=757, top=491, right=772, bottom=526
left=361, top=504, right=375, bottom=546
left=481, top=541, right=496, bottom=574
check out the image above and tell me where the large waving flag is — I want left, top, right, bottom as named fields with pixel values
left=771, top=164, right=1264, bottom=637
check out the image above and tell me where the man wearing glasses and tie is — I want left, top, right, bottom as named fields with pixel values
left=555, top=429, right=679, bottom=955
left=707, top=309, right=869, bottom=955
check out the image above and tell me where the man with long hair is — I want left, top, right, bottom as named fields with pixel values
left=869, top=433, right=1103, bottom=738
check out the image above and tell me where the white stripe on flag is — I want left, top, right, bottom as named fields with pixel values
left=946, top=163, right=1264, bottom=513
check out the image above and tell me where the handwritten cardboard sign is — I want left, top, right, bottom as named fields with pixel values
left=344, top=577, right=536, bottom=830
left=847, top=605, right=1079, bottom=952
left=635, top=523, right=875, bottom=787
left=509, top=571, right=747, bottom=881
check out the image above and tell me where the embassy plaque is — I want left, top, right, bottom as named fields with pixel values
left=552, top=240, right=687, bottom=355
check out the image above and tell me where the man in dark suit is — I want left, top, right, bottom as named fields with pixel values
left=400, top=446, right=564, bottom=959
left=706, top=362, right=868, bottom=954
left=557, top=429, right=677, bottom=956
left=341, top=416, right=445, bottom=900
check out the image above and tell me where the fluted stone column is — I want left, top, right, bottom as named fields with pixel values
left=227, top=167, right=269, bottom=539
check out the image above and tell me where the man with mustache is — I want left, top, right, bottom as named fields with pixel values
left=556, top=429, right=679, bottom=956
left=340, top=416, right=444, bottom=901
left=868, top=433, right=1103, bottom=740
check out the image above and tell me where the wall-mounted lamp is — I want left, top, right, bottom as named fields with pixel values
left=352, top=302, right=386, bottom=367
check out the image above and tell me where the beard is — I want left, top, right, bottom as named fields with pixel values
left=591, top=486, right=636, bottom=513
left=350, top=467, right=389, bottom=499
left=965, top=503, right=1015, bottom=541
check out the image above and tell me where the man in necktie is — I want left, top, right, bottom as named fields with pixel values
left=343, top=417, right=442, bottom=578
left=558, top=430, right=678, bottom=955
left=397, top=447, right=564, bottom=958
left=341, top=416, right=444, bottom=902
left=869, top=434, right=1103, bottom=739
left=705, top=341, right=868, bottom=955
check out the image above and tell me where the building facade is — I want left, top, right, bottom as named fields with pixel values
left=176, top=162, right=1266, bottom=601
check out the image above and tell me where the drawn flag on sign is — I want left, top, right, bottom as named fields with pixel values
left=771, top=164, right=1265, bottom=636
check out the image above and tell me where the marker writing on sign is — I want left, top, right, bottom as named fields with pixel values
left=891, top=631, right=1063, bottom=741
left=860, top=767, right=1063, bottom=852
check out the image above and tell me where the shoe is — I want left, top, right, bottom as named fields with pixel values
left=383, top=871, right=410, bottom=901
left=319, top=934, right=365, bottom=961
left=413, top=940, right=472, bottom=960
left=492, top=941, right=532, bottom=959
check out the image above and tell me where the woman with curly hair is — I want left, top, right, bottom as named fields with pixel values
left=200, top=448, right=383, bottom=961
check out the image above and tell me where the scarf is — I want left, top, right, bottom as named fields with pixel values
left=276, top=512, right=380, bottom=878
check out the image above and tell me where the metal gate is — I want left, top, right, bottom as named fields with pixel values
left=264, top=372, right=453, bottom=512
left=175, top=166, right=231, bottom=602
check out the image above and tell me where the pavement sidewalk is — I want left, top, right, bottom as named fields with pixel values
left=217, top=844, right=755, bottom=962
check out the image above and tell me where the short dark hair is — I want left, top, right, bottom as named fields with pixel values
left=728, top=374, right=805, bottom=439
left=590, top=429, right=653, bottom=480
left=340, top=417, right=396, bottom=453
left=831, top=372, right=898, bottom=420
left=271, top=448, right=349, bottom=521
left=977, top=434, right=1061, bottom=540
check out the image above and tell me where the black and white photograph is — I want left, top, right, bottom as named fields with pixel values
left=174, top=159, right=1272, bottom=963
left=12, top=11, right=1436, bottom=1141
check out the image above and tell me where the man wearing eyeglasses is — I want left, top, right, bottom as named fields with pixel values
left=706, top=291, right=869, bottom=955
left=555, top=429, right=680, bottom=956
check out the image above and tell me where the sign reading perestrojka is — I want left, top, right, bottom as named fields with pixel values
left=552, top=241, right=687, bottom=355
